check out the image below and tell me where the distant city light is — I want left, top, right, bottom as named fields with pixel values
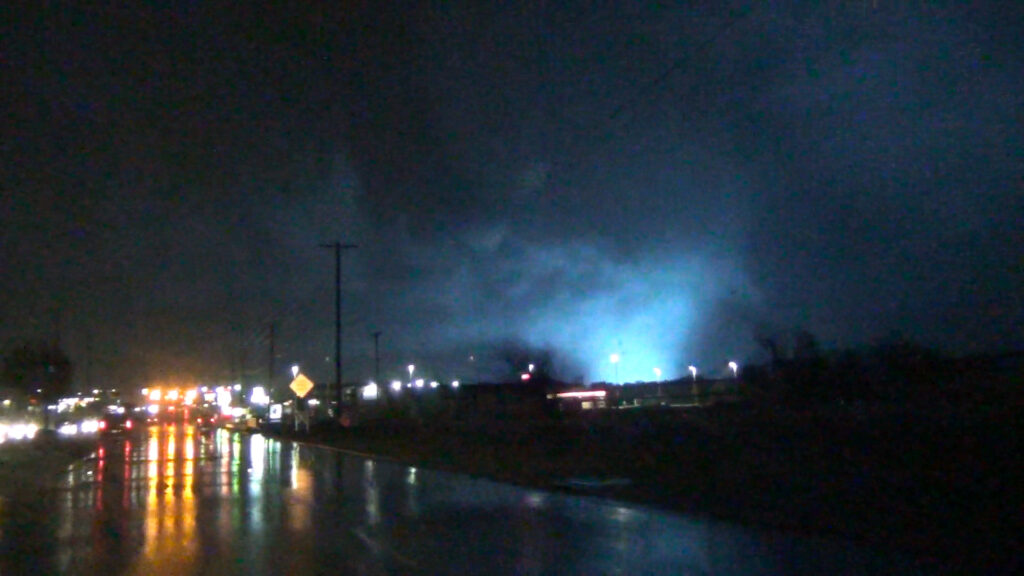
left=728, top=361, right=739, bottom=378
left=250, top=386, right=270, bottom=405
left=653, top=367, right=662, bottom=380
left=556, top=390, right=606, bottom=399
left=391, top=380, right=403, bottom=392
left=361, top=382, right=379, bottom=400
left=216, top=388, right=232, bottom=407
left=451, top=380, right=460, bottom=388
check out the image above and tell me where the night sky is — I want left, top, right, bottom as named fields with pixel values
left=4, top=1, right=1022, bottom=389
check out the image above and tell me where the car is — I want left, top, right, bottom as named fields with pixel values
left=193, top=410, right=220, bottom=431
left=99, top=410, right=137, bottom=434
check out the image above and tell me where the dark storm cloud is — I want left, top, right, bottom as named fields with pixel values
left=3, top=1, right=1021, bottom=387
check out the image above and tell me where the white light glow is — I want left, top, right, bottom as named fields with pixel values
left=391, top=380, right=402, bottom=392
left=250, top=386, right=270, bottom=405
left=216, top=388, right=232, bottom=407
left=362, top=382, right=379, bottom=400
left=8, top=423, right=38, bottom=440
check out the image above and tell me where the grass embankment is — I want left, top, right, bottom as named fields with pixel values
left=285, top=402, right=1020, bottom=572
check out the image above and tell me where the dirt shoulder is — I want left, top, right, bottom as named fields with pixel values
left=277, top=402, right=1021, bottom=573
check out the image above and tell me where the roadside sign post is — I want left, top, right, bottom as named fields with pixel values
left=289, top=374, right=315, bottom=433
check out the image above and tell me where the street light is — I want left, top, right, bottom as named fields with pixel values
left=728, top=361, right=739, bottom=378
left=609, top=353, right=620, bottom=384
left=653, top=367, right=662, bottom=380
left=688, top=365, right=698, bottom=381
left=407, top=364, right=415, bottom=383
left=291, top=365, right=300, bottom=379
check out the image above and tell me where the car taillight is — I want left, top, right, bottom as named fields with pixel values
left=99, top=421, right=107, bottom=430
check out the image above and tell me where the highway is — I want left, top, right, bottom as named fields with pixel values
left=1, top=424, right=927, bottom=575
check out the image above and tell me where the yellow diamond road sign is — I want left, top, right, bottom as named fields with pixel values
left=289, top=374, right=315, bottom=398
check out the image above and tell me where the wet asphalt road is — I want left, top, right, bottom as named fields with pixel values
left=0, top=425, right=928, bottom=575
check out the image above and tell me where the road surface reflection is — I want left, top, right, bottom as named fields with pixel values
left=0, top=425, right=928, bottom=575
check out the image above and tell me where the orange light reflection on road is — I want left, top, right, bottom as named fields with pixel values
left=127, top=425, right=198, bottom=576
left=287, top=447, right=314, bottom=533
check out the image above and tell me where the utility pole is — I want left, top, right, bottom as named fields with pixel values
left=372, top=331, right=382, bottom=404
left=319, top=241, right=357, bottom=417
left=268, top=322, right=276, bottom=397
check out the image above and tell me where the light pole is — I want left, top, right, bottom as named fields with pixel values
left=408, top=364, right=415, bottom=385
left=609, top=353, right=620, bottom=384
left=373, top=332, right=382, bottom=385
left=320, top=241, right=357, bottom=416
left=728, top=361, right=738, bottom=378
